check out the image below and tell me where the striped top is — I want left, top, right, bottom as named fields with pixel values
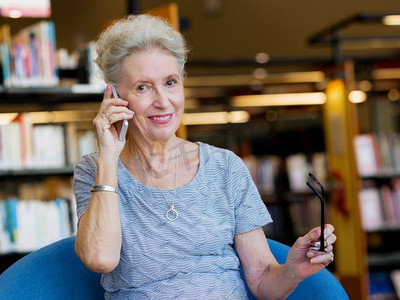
left=74, top=142, right=272, bottom=299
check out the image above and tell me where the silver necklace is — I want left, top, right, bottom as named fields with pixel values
left=135, top=145, right=178, bottom=221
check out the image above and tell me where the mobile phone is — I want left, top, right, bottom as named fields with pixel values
left=111, top=85, right=129, bottom=141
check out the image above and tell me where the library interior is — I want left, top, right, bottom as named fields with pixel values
left=1, top=0, right=400, bottom=299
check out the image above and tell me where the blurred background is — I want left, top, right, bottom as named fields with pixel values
left=1, top=1, right=400, bottom=299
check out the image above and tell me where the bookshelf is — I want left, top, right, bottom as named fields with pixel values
left=0, top=88, right=101, bottom=260
left=0, top=26, right=102, bottom=259
left=326, top=58, right=400, bottom=299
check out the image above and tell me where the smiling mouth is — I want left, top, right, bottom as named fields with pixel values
left=148, top=114, right=173, bottom=123
left=151, top=115, right=171, bottom=121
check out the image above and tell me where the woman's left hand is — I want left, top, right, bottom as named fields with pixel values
left=285, top=224, right=336, bottom=281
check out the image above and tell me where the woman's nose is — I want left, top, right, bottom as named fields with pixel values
left=153, top=88, right=169, bottom=108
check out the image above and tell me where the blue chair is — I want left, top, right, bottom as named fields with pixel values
left=0, top=236, right=348, bottom=299
left=242, top=239, right=349, bottom=299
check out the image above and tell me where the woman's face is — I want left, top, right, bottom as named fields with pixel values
left=118, top=48, right=185, bottom=142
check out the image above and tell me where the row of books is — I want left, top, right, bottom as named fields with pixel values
left=369, top=270, right=400, bottom=300
left=0, top=21, right=58, bottom=87
left=0, top=21, right=104, bottom=87
left=354, top=132, right=400, bottom=177
left=261, top=191, right=328, bottom=238
left=288, top=194, right=326, bottom=236
left=358, top=179, right=400, bottom=231
left=0, top=198, right=75, bottom=254
left=0, top=113, right=97, bottom=171
left=76, top=41, right=104, bottom=86
left=242, top=152, right=326, bottom=193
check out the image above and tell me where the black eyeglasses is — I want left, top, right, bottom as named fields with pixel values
left=306, top=173, right=326, bottom=253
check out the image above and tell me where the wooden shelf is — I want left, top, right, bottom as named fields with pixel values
left=0, top=85, right=103, bottom=112
left=369, top=252, right=400, bottom=268
left=0, top=166, right=74, bottom=178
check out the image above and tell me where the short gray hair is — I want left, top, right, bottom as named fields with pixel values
left=94, top=14, right=189, bottom=84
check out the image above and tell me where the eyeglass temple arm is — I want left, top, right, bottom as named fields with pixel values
left=307, top=174, right=326, bottom=252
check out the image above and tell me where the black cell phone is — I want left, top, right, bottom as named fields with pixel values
left=111, top=85, right=129, bottom=141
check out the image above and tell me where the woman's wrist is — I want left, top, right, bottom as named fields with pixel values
left=96, top=154, right=119, bottom=187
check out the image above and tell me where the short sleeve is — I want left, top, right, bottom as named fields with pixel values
left=73, top=153, right=98, bottom=225
left=229, top=154, right=273, bottom=234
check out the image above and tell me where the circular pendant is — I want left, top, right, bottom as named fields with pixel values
left=166, top=205, right=178, bottom=221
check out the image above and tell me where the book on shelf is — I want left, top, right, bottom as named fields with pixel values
left=0, top=122, right=23, bottom=170
left=359, top=187, right=385, bottom=231
left=286, top=152, right=326, bottom=192
left=288, top=194, right=322, bottom=236
left=0, top=200, right=12, bottom=253
left=369, top=271, right=397, bottom=300
left=0, top=198, right=74, bottom=254
left=354, top=132, right=400, bottom=177
left=0, top=24, right=11, bottom=87
left=76, top=41, right=104, bottom=87
left=377, top=132, right=395, bottom=175
left=0, top=113, right=98, bottom=171
left=390, top=270, right=400, bottom=299
left=13, top=113, right=33, bottom=169
left=65, top=123, right=79, bottom=166
left=358, top=181, right=400, bottom=231
left=241, top=152, right=326, bottom=193
left=32, top=124, right=66, bottom=169
left=380, top=184, right=397, bottom=227
left=391, top=179, right=400, bottom=223
left=0, top=20, right=58, bottom=87
left=77, top=129, right=98, bottom=159
left=286, top=153, right=309, bottom=192
left=242, top=154, right=283, bottom=193
left=257, top=156, right=282, bottom=193
left=354, top=134, right=381, bottom=177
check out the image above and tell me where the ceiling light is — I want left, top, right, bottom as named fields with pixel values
left=382, top=15, right=400, bottom=26
left=181, top=111, right=249, bottom=125
left=255, top=52, right=270, bottom=64
left=358, top=80, right=372, bottom=92
left=253, top=68, right=267, bottom=79
left=184, top=71, right=325, bottom=87
left=231, top=92, right=327, bottom=107
left=372, top=68, right=400, bottom=80
left=9, top=10, right=22, bottom=18
left=388, top=89, right=400, bottom=101
left=348, top=90, right=367, bottom=103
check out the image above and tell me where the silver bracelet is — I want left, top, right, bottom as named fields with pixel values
left=90, top=185, right=118, bottom=193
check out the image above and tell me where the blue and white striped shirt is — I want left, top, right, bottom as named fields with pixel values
left=74, top=142, right=272, bottom=299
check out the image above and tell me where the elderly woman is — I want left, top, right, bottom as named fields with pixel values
left=73, top=14, right=336, bottom=299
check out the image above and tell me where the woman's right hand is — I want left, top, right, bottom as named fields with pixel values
left=93, top=84, right=134, bottom=157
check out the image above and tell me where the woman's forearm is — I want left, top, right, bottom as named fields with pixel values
left=75, top=155, right=122, bottom=273
left=253, top=261, right=301, bottom=300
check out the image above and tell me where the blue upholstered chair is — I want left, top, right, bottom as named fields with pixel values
left=0, top=236, right=349, bottom=299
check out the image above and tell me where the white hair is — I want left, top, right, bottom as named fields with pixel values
left=94, top=14, right=189, bottom=84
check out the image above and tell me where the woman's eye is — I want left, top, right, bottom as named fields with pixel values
left=166, top=79, right=176, bottom=87
left=136, top=84, right=150, bottom=94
